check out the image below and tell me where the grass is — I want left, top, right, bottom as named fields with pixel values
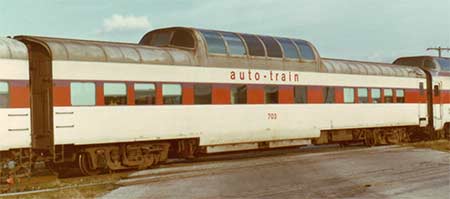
left=0, top=172, right=130, bottom=199
left=405, top=139, right=450, bottom=152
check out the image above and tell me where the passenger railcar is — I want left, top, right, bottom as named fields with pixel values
left=0, top=27, right=448, bottom=176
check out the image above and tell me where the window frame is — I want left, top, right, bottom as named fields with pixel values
left=240, top=34, right=267, bottom=57
left=293, top=39, right=316, bottom=61
left=323, top=87, right=335, bottom=104
left=193, top=84, right=212, bottom=105
left=371, top=88, right=381, bottom=103
left=357, top=88, right=369, bottom=103
left=162, top=83, right=183, bottom=105
left=275, top=38, right=300, bottom=60
left=264, top=85, right=279, bottom=104
left=343, top=87, right=355, bottom=103
left=199, top=30, right=228, bottom=55
left=384, top=88, right=394, bottom=103
left=230, top=84, right=247, bottom=104
left=219, top=32, right=247, bottom=57
left=396, top=89, right=405, bottom=103
left=103, top=82, right=128, bottom=106
left=70, top=81, right=96, bottom=106
left=294, top=86, right=308, bottom=104
left=259, top=36, right=283, bottom=59
left=134, top=82, right=156, bottom=105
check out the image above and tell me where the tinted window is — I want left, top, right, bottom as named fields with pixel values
left=0, top=82, right=9, bottom=108
left=231, top=85, right=247, bottom=104
left=434, top=85, right=440, bottom=96
left=200, top=30, right=226, bottom=54
left=260, top=36, right=282, bottom=58
left=135, top=83, right=155, bottom=105
left=163, top=84, right=182, bottom=104
left=358, top=88, right=368, bottom=103
left=419, top=82, right=425, bottom=96
left=343, top=88, right=355, bottom=103
left=241, top=34, right=265, bottom=56
left=396, top=89, right=405, bottom=103
left=70, top=82, right=96, bottom=106
left=384, top=89, right=393, bottom=103
left=294, top=86, right=307, bottom=103
left=323, top=87, right=335, bottom=103
left=150, top=32, right=172, bottom=46
left=276, top=38, right=299, bottom=59
left=294, top=40, right=316, bottom=60
left=104, top=83, right=127, bottom=105
left=221, top=32, right=246, bottom=56
left=264, top=85, right=278, bottom=104
left=171, top=30, right=195, bottom=48
left=436, top=58, right=450, bottom=71
left=371, top=88, right=381, bottom=103
left=194, top=84, right=212, bottom=104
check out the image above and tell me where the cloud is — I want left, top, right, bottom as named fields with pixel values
left=99, top=14, right=151, bottom=33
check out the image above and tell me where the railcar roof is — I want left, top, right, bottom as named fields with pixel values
left=0, top=37, right=28, bottom=60
left=14, top=35, right=195, bottom=65
left=322, top=58, right=425, bottom=78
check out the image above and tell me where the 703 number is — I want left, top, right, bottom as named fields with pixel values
left=267, top=113, right=277, bottom=120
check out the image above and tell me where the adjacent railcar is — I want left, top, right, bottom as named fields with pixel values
left=0, top=27, right=446, bottom=176
left=0, top=38, right=31, bottom=175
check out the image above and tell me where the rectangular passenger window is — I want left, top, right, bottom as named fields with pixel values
left=371, top=88, right=381, bottom=103
left=70, top=82, right=96, bottom=106
left=231, top=85, right=247, bottom=104
left=419, top=82, right=424, bottom=96
left=200, top=30, right=227, bottom=54
left=343, top=88, right=355, bottom=103
left=294, top=86, right=307, bottom=103
left=434, top=85, right=440, bottom=96
left=396, top=89, right=405, bottom=103
left=104, top=83, right=127, bottom=105
left=264, top=85, right=279, bottom=104
left=135, top=83, right=156, bottom=105
left=323, top=87, right=335, bottom=103
left=194, top=84, right=212, bottom=104
left=358, top=88, right=368, bottom=103
left=384, top=89, right=393, bottom=103
left=0, top=82, right=9, bottom=108
left=162, top=84, right=182, bottom=104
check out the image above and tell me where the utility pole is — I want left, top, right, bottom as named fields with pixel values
left=426, top=46, right=450, bottom=57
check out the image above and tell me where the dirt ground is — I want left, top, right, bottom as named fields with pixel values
left=104, top=145, right=450, bottom=199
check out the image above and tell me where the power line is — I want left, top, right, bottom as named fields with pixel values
left=426, top=46, right=450, bottom=57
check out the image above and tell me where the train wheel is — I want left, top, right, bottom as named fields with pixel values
left=78, top=153, right=100, bottom=176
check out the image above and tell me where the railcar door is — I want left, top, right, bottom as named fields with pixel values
left=433, top=81, right=443, bottom=130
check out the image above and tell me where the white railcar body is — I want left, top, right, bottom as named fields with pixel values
left=0, top=39, right=31, bottom=151
left=52, top=61, right=427, bottom=150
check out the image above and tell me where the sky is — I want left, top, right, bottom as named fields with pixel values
left=1, top=0, right=449, bottom=62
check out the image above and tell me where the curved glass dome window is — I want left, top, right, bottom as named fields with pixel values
left=260, top=36, right=282, bottom=58
left=199, top=30, right=227, bottom=54
left=220, top=32, right=246, bottom=56
left=436, top=58, right=450, bottom=71
left=275, top=38, right=299, bottom=59
left=294, top=40, right=316, bottom=60
left=241, top=34, right=266, bottom=57
left=171, top=30, right=195, bottom=48
left=149, top=31, right=172, bottom=47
